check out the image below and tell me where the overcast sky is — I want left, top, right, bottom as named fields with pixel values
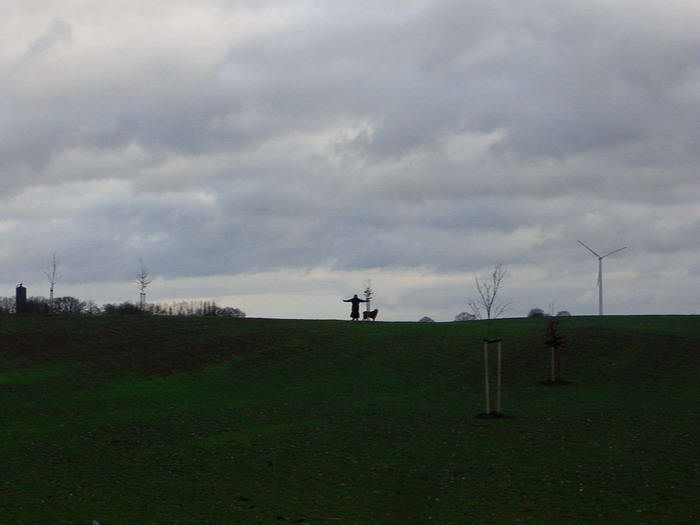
left=2, top=0, right=700, bottom=321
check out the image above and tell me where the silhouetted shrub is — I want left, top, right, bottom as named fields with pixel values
left=454, top=312, right=476, bottom=321
left=418, top=316, right=434, bottom=322
left=528, top=308, right=545, bottom=318
left=556, top=310, right=572, bottom=317
left=0, top=297, right=15, bottom=314
left=24, top=297, right=50, bottom=314
left=150, top=300, right=246, bottom=318
left=102, top=302, right=145, bottom=315
left=52, top=297, right=86, bottom=315
left=218, top=307, right=246, bottom=318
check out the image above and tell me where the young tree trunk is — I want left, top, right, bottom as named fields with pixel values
left=483, top=341, right=490, bottom=414
left=496, top=341, right=502, bottom=413
left=550, top=347, right=556, bottom=382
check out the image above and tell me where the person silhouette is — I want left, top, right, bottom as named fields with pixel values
left=342, top=294, right=367, bottom=321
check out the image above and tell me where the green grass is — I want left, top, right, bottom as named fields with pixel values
left=1, top=315, right=699, bottom=524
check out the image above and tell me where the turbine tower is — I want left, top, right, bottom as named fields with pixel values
left=578, top=241, right=627, bottom=316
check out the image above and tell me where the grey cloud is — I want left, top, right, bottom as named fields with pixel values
left=2, top=1, right=700, bottom=318
left=6, top=2, right=700, bottom=174
left=17, top=18, right=72, bottom=64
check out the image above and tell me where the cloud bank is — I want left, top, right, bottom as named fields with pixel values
left=2, top=1, right=700, bottom=319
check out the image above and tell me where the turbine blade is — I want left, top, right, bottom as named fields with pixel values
left=601, top=246, right=627, bottom=258
left=578, top=240, right=600, bottom=257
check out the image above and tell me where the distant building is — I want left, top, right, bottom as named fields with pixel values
left=16, top=283, right=27, bottom=314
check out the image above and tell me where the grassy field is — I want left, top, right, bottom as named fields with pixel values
left=1, top=314, right=698, bottom=524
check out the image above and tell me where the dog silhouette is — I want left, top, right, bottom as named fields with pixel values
left=363, top=309, right=379, bottom=321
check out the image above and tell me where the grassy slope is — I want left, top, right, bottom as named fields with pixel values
left=1, top=315, right=699, bottom=524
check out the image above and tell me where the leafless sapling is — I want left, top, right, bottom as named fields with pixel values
left=467, top=263, right=510, bottom=321
left=136, top=260, right=152, bottom=310
left=362, top=279, right=373, bottom=316
left=44, top=252, right=61, bottom=314
left=543, top=318, right=569, bottom=384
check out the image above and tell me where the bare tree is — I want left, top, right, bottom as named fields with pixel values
left=362, top=279, right=374, bottom=315
left=467, top=263, right=510, bottom=320
left=136, top=260, right=152, bottom=310
left=44, top=252, right=61, bottom=314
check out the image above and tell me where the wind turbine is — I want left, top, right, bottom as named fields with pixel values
left=577, top=241, right=627, bottom=316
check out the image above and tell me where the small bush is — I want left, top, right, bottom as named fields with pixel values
left=528, top=308, right=545, bottom=318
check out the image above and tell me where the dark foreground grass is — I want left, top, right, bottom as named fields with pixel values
left=1, top=315, right=699, bottom=524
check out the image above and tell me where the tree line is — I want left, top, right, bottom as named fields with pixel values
left=0, top=296, right=245, bottom=318
left=7, top=254, right=245, bottom=317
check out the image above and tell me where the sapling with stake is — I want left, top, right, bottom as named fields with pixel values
left=477, top=339, right=509, bottom=418
left=541, top=318, right=570, bottom=385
